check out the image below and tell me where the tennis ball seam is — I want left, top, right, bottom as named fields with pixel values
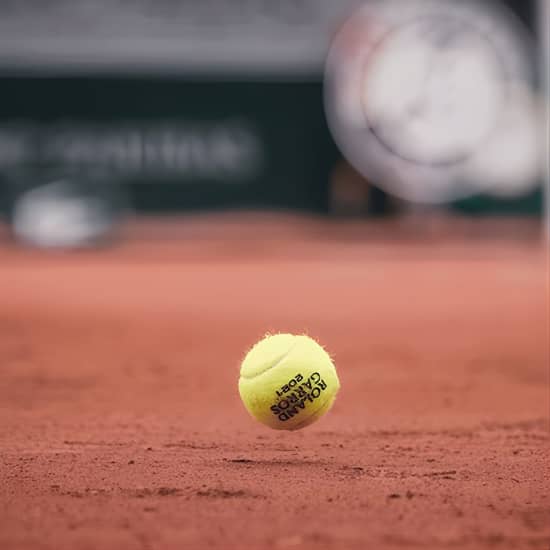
left=240, top=340, right=298, bottom=380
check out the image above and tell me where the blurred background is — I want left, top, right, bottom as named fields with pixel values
left=1, top=4, right=549, bottom=548
left=0, top=0, right=547, bottom=247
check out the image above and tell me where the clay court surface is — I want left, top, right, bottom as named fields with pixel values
left=0, top=215, right=548, bottom=550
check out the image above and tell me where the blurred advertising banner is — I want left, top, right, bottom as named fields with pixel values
left=0, top=1, right=360, bottom=230
left=0, top=80, right=338, bottom=214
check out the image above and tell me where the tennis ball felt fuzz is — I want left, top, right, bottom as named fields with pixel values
left=238, top=334, right=340, bottom=430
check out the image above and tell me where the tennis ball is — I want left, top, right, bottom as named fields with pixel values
left=238, top=334, right=340, bottom=430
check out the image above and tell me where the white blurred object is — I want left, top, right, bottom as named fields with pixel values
left=325, top=0, right=540, bottom=203
left=12, top=180, right=118, bottom=248
left=362, top=16, right=504, bottom=165
left=463, top=85, right=543, bottom=197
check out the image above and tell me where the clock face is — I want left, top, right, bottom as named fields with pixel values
left=324, top=0, right=537, bottom=203
left=361, top=16, right=505, bottom=166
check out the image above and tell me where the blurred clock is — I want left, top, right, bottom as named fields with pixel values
left=325, top=0, right=539, bottom=203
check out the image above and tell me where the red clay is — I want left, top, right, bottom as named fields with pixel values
left=0, top=215, right=548, bottom=550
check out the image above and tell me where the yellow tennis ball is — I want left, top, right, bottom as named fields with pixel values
left=238, top=333, right=340, bottom=430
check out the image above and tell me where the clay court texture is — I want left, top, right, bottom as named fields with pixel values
left=0, top=214, right=548, bottom=550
